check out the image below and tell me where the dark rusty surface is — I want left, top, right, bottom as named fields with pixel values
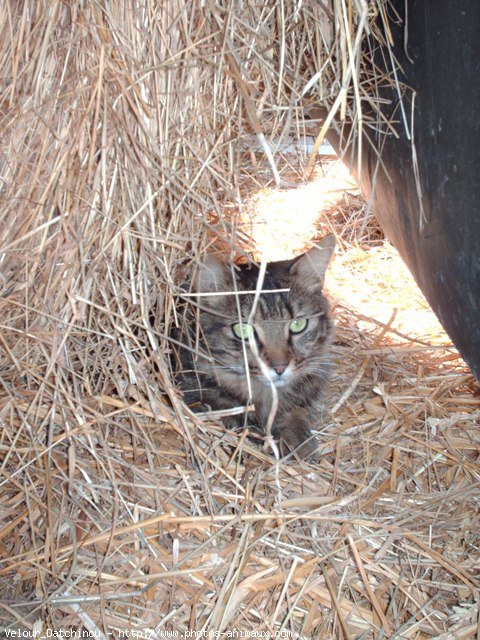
left=331, top=1, right=480, bottom=381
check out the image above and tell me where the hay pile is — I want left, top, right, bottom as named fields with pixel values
left=1, top=1, right=479, bottom=638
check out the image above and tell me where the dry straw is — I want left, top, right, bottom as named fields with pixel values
left=0, top=1, right=479, bottom=637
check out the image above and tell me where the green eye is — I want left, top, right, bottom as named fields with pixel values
left=232, top=322, right=254, bottom=340
left=289, top=318, right=308, bottom=334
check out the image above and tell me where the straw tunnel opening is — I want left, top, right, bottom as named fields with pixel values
left=164, top=125, right=475, bottom=478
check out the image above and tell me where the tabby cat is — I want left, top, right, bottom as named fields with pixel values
left=174, top=234, right=336, bottom=459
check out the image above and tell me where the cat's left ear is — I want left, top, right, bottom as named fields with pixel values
left=290, top=234, right=336, bottom=288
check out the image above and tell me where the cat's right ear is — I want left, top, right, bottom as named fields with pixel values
left=193, top=254, right=231, bottom=293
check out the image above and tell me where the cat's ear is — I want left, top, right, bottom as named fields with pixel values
left=193, top=253, right=231, bottom=293
left=290, top=234, right=336, bottom=288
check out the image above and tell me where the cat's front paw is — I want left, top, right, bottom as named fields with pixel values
left=276, top=422, right=319, bottom=461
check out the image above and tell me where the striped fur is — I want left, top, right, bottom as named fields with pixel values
left=174, top=235, right=336, bottom=459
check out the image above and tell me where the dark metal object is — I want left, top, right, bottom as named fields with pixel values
left=337, top=1, right=480, bottom=381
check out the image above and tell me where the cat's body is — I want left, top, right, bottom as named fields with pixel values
left=174, top=235, right=336, bottom=458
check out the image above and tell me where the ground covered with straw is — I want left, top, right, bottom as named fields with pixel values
left=1, top=1, right=479, bottom=638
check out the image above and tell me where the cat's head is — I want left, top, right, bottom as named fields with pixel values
left=191, top=235, right=336, bottom=391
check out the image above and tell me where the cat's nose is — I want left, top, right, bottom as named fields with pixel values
left=273, top=364, right=287, bottom=376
